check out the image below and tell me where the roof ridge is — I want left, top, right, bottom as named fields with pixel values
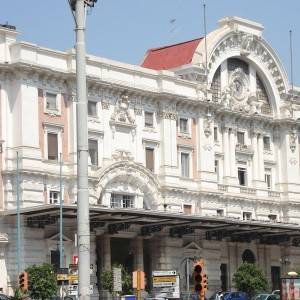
left=149, top=37, right=203, bottom=52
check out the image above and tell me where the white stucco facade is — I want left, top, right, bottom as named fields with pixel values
left=0, top=16, right=300, bottom=297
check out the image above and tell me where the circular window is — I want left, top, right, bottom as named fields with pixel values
left=242, top=249, right=256, bottom=264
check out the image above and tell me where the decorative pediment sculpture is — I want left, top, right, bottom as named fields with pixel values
left=111, top=93, right=135, bottom=124
left=241, top=34, right=255, bottom=56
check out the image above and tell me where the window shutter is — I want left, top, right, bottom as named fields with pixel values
left=146, top=148, right=154, bottom=171
left=48, top=133, right=58, bottom=160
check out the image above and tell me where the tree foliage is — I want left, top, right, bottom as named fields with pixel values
left=233, top=262, right=268, bottom=297
left=100, top=264, right=133, bottom=295
left=26, top=263, right=57, bottom=300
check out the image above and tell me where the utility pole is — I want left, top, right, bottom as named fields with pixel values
left=76, top=1, right=90, bottom=299
left=68, top=0, right=97, bottom=299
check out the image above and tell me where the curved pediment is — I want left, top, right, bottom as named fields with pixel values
left=191, top=17, right=290, bottom=117
left=96, top=160, right=162, bottom=210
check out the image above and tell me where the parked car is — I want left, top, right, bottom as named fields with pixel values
left=254, top=293, right=279, bottom=300
left=272, top=290, right=280, bottom=296
left=224, top=292, right=248, bottom=300
left=0, top=294, right=9, bottom=300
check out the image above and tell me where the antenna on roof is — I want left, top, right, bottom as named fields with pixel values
left=289, top=29, right=294, bottom=100
left=203, top=3, right=208, bottom=86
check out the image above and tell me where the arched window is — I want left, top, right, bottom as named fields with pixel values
left=242, top=249, right=256, bottom=264
left=256, top=73, right=271, bottom=115
left=211, top=66, right=221, bottom=102
left=228, top=58, right=249, bottom=75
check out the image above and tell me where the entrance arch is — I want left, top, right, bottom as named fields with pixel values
left=242, top=249, right=256, bottom=264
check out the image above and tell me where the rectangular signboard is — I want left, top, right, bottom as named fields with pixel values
left=113, top=267, right=122, bottom=292
left=152, top=270, right=177, bottom=276
left=153, top=276, right=177, bottom=283
left=57, top=274, right=69, bottom=281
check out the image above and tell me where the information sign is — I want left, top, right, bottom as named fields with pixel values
left=113, top=267, right=122, bottom=292
left=153, top=270, right=176, bottom=276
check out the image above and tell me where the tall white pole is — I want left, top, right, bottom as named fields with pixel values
left=75, top=1, right=90, bottom=299
left=16, top=151, right=21, bottom=278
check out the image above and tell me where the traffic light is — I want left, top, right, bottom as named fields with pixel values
left=19, top=271, right=28, bottom=292
left=194, top=259, right=207, bottom=299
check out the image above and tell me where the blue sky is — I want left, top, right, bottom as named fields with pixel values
left=2, top=0, right=300, bottom=84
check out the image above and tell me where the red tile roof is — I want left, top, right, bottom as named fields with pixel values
left=141, top=38, right=203, bottom=71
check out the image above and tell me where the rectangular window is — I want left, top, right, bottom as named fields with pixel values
left=238, top=167, right=247, bottom=186
left=179, top=118, right=189, bottom=134
left=47, top=133, right=58, bottom=160
left=181, top=153, right=190, bottom=178
left=88, top=101, right=97, bottom=117
left=183, top=204, right=192, bottom=214
left=214, top=127, right=218, bottom=142
left=268, top=214, right=277, bottom=222
left=111, top=194, right=134, bottom=208
left=215, top=160, right=219, bottom=181
left=237, top=131, right=245, bottom=145
left=263, top=136, right=271, bottom=150
left=217, top=209, right=224, bottom=217
left=49, top=191, right=60, bottom=204
left=145, top=148, right=154, bottom=172
left=265, top=168, right=272, bottom=189
left=145, top=112, right=154, bottom=127
left=88, top=139, right=98, bottom=166
left=243, top=211, right=252, bottom=221
left=46, top=92, right=57, bottom=111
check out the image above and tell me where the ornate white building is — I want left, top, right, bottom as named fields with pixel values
left=0, top=16, right=300, bottom=297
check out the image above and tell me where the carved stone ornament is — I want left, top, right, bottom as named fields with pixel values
left=241, top=34, right=255, bottom=56
left=229, top=68, right=249, bottom=102
left=289, top=131, right=297, bottom=153
left=101, top=99, right=110, bottom=110
left=202, top=144, right=212, bottom=151
left=280, top=101, right=293, bottom=119
left=203, top=117, right=212, bottom=137
left=134, top=107, right=142, bottom=116
left=159, top=102, right=178, bottom=120
left=111, top=93, right=135, bottom=124
left=289, top=157, right=298, bottom=165
left=112, top=150, right=134, bottom=161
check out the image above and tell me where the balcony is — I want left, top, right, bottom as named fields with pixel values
left=240, top=187, right=256, bottom=195
left=235, top=144, right=253, bottom=154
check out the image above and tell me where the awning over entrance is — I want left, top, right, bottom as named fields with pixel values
left=3, top=204, right=300, bottom=245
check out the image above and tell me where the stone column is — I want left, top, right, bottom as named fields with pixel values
left=223, top=127, right=230, bottom=178
left=102, top=235, right=111, bottom=270
left=258, top=134, right=264, bottom=180
left=251, top=132, right=259, bottom=183
left=229, top=129, right=237, bottom=178
left=159, top=102, right=178, bottom=177
left=133, top=237, right=144, bottom=271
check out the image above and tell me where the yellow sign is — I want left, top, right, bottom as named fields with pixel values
left=153, top=276, right=176, bottom=283
left=57, top=274, right=69, bottom=281
left=68, top=275, right=78, bottom=281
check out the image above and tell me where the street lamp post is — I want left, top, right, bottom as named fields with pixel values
left=69, top=0, right=97, bottom=299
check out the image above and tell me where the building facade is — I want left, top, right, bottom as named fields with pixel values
left=0, top=16, right=300, bottom=297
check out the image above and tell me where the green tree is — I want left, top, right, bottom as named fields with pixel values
left=100, top=264, right=133, bottom=295
left=26, top=263, right=57, bottom=300
left=233, top=262, right=268, bottom=297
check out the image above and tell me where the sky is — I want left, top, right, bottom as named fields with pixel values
left=2, top=0, right=300, bottom=85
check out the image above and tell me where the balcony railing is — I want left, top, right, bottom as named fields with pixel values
left=218, top=184, right=228, bottom=192
left=240, top=187, right=256, bottom=195
left=268, top=190, right=280, bottom=198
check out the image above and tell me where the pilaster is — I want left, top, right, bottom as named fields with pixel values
left=159, top=101, right=178, bottom=177
left=197, top=112, right=217, bottom=188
